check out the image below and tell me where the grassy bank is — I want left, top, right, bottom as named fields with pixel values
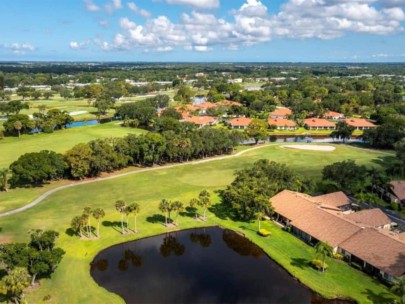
left=0, top=144, right=396, bottom=303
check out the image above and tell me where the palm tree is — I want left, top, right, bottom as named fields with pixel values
left=124, top=206, right=131, bottom=232
left=128, top=203, right=140, bottom=233
left=92, top=208, right=105, bottom=238
left=0, top=267, right=31, bottom=304
left=198, top=190, right=211, bottom=220
left=0, top=168, right=9, bottom=192
left=159, top=199, right=170, bottom=225
left=189, top=198, right=199, bottom=219
left=172, top=201, right=184, bottom=226
left=70, top=216, right=83, bottom=238
left=83, top=207, right=92, bottom=237
left=391, top=277, right=405, bottom=304
left=115, top=200, right=126, bottom=234
left=315, top=241, right=333, bottom=272
left=254, top=196, right=273, bottom=231
left=13, top=121, right=23, bottom=137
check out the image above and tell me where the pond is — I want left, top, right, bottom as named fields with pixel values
left=91, top=227, right=351, bottom=304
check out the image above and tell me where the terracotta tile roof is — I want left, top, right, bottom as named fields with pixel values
left=344, top=209, right=391, bottom=228
left=271, top=190, right=361, bottom=247
left=340, top=228, right=405, bottom=277
left=390, top=180, right=405, bottom=201
left=343, top=118, right=376, bottom=128
left=268, top=118, right=296, bottom=127
left=216, top=100, right=242, bottom=107
left=184, top=116, right=217, bottom=126
left=324, top=111, right=344, bottom=118
left=314, top=192, right=351, bottom=209
left=304, top=118, right=336, bottom=128
left=228, top=117, right=252, bottom=127
left=195, top=102, right=217, bottom=110
left=269, top=108, right=292, bottom=117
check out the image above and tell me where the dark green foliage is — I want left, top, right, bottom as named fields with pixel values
left=322, top=160, right=369, bottom=194
left=331, top=121, right=355, bottom=141
left=160, top=107, right=182, bottom=120
left=363, top=122, right=405, bottom=149
left=221, top=160, right=311, bottom=220
left=116, top=101, right=157, bottom=127
left=9, top=150, right=66, bottom=186
left=3, top=114, right=33, bottom=136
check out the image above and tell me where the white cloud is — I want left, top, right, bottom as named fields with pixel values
left=88, top=0, right=405, bottom=53
left=128, top=2, right=151, bottom=18
left=105, top=0, right=122, bottom=13
left=69, top=41, right=89, bottom=50
left=4, top=43, right=35, bottom=54
left=165, top=0, right=219, bottom=9
left=84, top=0, right=100, bottom=12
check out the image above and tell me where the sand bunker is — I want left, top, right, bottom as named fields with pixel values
left=282, top=145, right=336, bottom=151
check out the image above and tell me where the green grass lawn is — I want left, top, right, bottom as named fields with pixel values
left=0, top=122, right=146, bottom=169
left=0, top=144, right=396, bottom=304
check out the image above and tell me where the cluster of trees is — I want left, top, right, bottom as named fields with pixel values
left=70, top=207, right=106, bottom=238
left=115, top=201, right=140, bottom=234
left=6, top=127, right=242, bottom=188
left=0, top=100, right=28, bottom=115
left=159, top=199, right=184, bottom=226
left=0, top=230, right=64, bottom=303
left=221, top=160, right=312, bottom=221
left=2, top=109, right=74, bottom=137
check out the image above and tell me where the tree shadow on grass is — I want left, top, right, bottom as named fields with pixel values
left=102, top=221, right=122, bottom=233
left=65, top=228, right=77, bottom=237
left=208, top=203, right=235, bottom=221
left=371, top=155, right=397, bottom=169
left=179, top=206, right=197, bottom=218
left=290, top=258, right=310, bottom=270
left=146, top=214, right=165, bottom=224
left=362, top=288, right=395, bottom=304
left=239, top=225, right=256, bottom=233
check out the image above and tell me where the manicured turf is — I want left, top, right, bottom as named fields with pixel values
left=0, top=122, right=146, bottom=169
left=0, top=144, right=396, bottom=303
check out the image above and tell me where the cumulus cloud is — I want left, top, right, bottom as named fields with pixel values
left=165, top=0, right=219, bottom=9
left=84, top=0, right=404, bottom=53
left=128, top=2, right=151, bottom=18
left=84, top=0, right=100, bottom=11
left=69, top=41, right=90, bottom=50
left=4, top=43, right=35, bottom=54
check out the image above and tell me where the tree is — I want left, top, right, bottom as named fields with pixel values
left=10, top=150, right=66, bottom=187
left=0, top=267, right=30, bottom=304
left=174, top=85, right=193, bottom=103
left=94, top=94, right=114, bottom=117
left=331, top=121, right=355, bottom=142
left=391, top=276, right=405, bottom=304
left=82, top=207, right=92, bottom=238
left=189, top=198, right=199, bottom=219
left=254, top=196, right=273, bottom=231
left=71, top=216, right=84, bottom=238
left=171, top=201, right=184, bottom=225
left=65, top=143, right=93, bottom=179
left=159, top=199, right=170, bottom=225
left=245, top=119, right=267, bottom=144
left=315, top=241, right=333, bottom=272
left=3, top=114, right=33, bottom=136
left=92, top=208, right=105, bottom=237
left=198, top=190, right=211, bottom=220
left=29, top=229, right=59, bottom=251
left=128, top=203, right=140, bottom=233
left=13, top=121, right=23, bottom=138
left=0, top=168, right=9, bottom=192
left=115, top=200, right=126, bottom=234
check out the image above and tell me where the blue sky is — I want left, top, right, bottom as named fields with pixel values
left=0, top=0, right=404, bottom=62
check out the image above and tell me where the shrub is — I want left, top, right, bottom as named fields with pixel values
left=43, top=295, right=52, bottom=301
left=311, top=259, right=328, bottom=271
left=269, top=135, right=277, bottom=142
left=391, top=201, right=399, bottom=211
left=333, top=253, right=344, bottom=260
left=282, top=225, right=292, bottom=232
left=258, top=229, right=271, bottom=237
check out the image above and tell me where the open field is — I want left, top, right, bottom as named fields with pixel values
left=0, top=144, right=396, bottom=304
left=0, top=122, right=146, bottom=169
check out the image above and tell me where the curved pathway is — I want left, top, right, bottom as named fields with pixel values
left=0, top=144, right=275, bottom=218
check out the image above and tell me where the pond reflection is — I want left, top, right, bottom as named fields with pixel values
left=91, top=227, right=353, bottom=304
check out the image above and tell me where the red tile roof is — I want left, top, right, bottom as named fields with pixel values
left=268, top=118, right=296, bottom=127
left=304, top=118, right=336, bottom=128
left=343, top=118, right=376, bottom=128
left=313, top=192, right=351, bottom=209
left=324, top=111, right=344, bottom=118
left=270, top=108, right=292, bottom=117
left=217, top=100, right=242, bottom=107
left=228, top=117, right=252, bottom=127
left=184, top=116, right=217, bottom=126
